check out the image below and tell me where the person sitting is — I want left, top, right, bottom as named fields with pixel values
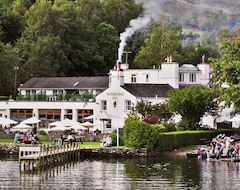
left=232, top=145, right=240, bottom=159
left=100, top=135, right=107, bottom=148
left=197, top=147, right=201, bottom=156
left=105, top=135, right=112, bottom=147
left=13, top=132, right=21, bottom=143
left=72, top=135, right=77, bottom=145
left=32, top=134, right=40, bottom=144
left=23, top=134, right=31, bottom=144
left=67, top=134, right=73, bottom=145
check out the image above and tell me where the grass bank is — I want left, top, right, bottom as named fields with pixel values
left=0, top=139, right=125, bottom=149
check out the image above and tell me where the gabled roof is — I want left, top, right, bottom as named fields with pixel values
left=19, top=77, right=109, bottom=90
left=121, top=84, right=173, bottom=98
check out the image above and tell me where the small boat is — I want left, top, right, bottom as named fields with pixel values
left=186, top=152, right=207, bottom=159
left=220, top=158, right=240, bottom=162
left=186, top=152, right=223, bottom=159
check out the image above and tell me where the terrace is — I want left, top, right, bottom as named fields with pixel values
left=16, top=91, right=96, bottom=102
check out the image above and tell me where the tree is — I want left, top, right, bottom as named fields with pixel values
left=100, top=0, right=143, bottom=33
left=217, top=28, right=236, bottom=42
left=209, top=29, right=240, bottom=113
left=0, top=42, right=20, bottom=95
left=182, top=42, right=220, bottom=65
left=96, top=22, right=120, bottom=73
left=134, top=100, right=174, bottom=123
left=134, top=23, right=183, bottom=68
left=167, top=86, right=217, bottom=129
left=0, top=0, right=26, bottom=44
left=75, top=0, right=101, bottom=29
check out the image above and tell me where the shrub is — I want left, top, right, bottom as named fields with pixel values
left=123, top=120, right=160, bottom=150
left=176, top=121, right=190, bottom=130
left=110, top=132, right=124, bottom=146
left=143, top=115, right=161, bottom=124
left=163, top=123, right=177, bottom=132
left=38, top=130, right=48, bottom=136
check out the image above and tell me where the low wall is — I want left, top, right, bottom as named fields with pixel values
left=0, top=144, right=150, bottom=157
left=0, top=144, right=19, bottom=155
left=80, top=148, right=149, bottom=157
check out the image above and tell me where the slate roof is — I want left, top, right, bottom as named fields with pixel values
left=19, top=77, right=109, bottom=90
left=121, top=84, right=174, bottom=98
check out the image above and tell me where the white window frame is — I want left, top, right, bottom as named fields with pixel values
left=101, top=100, right=107, bottom=111
left=189, top=73, right=196, bottom=82
left=179, top=73, right=184, bottom=82
left=26, top=90, right=30, bottom=96
left=125, top=100, right=132, bottom=111
left=131, top=74, right=137, bottom=83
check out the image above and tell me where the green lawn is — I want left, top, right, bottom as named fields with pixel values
left=0, top=139, right=124, bottom=148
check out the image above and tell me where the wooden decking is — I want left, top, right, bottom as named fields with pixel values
left=19, top=143, right=81, bottom=171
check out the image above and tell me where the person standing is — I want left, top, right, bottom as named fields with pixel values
left=51, top=135, right=56, bottom=145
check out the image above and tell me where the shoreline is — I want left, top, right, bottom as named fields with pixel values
left=0, top=143, right=191, bottom=158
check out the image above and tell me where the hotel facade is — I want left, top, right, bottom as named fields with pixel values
left=0, top=55, right=227, bottom=132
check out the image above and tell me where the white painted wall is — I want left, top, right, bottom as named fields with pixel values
left=0, top=59, right=225, bottom=132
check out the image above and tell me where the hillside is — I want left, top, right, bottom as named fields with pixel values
left=136, top=0, right=240, bottom=43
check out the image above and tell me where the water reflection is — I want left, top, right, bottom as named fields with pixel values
left=1, top=155, right=240, bottom=189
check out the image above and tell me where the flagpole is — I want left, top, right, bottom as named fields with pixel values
left=116, top=61, right=120, bottom=147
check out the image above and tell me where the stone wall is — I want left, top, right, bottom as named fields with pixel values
left=0, top=144, right=19, bottom=155
left=0, top=144, right=151, bottom=157
left=80, top=148, right=149, bottom=157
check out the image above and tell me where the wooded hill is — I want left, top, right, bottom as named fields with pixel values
left=0, top=0, right=239, bottom=97
left=137, top=0, right=240, bottom=44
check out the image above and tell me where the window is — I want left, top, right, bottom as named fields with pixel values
left=131, top=74, right=137, bottom=83
left=53, top=90, right=58, bottom=96
left=179, top=73, right=184, bottom=82
left=10, top=109, right=33, bottom=123
left=189, top=73, right=196, bottom=82
left=101, top=100, right=107, bottom=110
left=106, top=120, right=111, bottom=128
left=146, top=74, right=149, bottom=82
left=38, top=109, right=61, bottom=127
left=125, top=100, right=131, bottom=111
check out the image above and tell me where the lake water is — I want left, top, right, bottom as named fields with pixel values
left=1, top=155, right=240, bottom=190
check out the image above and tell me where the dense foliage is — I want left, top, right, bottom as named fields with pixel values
left=0, top=0, right=233, bottom=97
left=134, top=100, right=173, bottom=123
left=0, top=0, right=142, bottom=95
left=167, top=86, right=218, bottom=129
left=210, top=29, right=240, bottom=113
left=123, top=119, right=161, bottom=150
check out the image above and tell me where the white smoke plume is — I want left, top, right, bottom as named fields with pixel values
left=117, top=0, right=166, bottom=62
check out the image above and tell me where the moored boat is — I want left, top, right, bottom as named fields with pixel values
left=186, top=152, right=207, bottom=159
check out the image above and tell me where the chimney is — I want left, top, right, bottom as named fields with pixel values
left=169, top=54, right=172, bottom=62
left=117, top=61, right=123, bottom=71
left=166, top=54, right=173, bottom=63
left=202, top=54, right=206, bottom=64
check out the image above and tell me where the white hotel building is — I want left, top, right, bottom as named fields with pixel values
left=0, top=55, right=228, bottom=131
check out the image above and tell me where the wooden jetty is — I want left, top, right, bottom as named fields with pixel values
left=19, top=143, right=81, bottom=171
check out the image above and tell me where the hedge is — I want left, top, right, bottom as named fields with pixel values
left=156, top=129, right=238, bottom=151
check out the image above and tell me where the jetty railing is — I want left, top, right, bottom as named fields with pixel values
left=19, top=143, right=81, bottom=171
